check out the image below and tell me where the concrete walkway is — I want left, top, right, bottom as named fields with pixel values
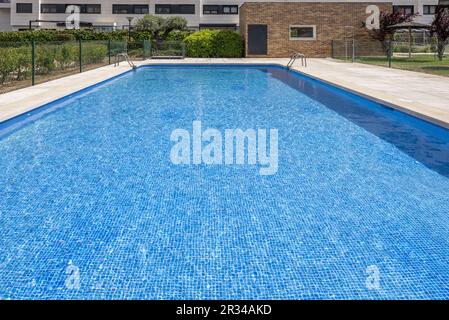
left=1, top=58, right=448, bottom=129
left=296, top=59, right=449, bottom=129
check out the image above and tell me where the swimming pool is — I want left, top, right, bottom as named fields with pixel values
left=0, top=65, right=448, bottom=299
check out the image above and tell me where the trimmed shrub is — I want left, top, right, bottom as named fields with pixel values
left=184, top=30, right=215, bottom=57
left=211, top=30, right=243, bottom=58
left=0, top=30, right=133, bottom=43
left=166, top=30, right=192, bottom=42
left=0, top=30, right=75, bottom=43
left=184, top=30, right=243, bottom=58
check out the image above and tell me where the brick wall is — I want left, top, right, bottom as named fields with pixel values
left=240, top=2, right=392, bottom=58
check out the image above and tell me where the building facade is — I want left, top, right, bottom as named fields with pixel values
left=0, top=0, right=442, bottom=31
left=1, top=0, right=242, bottom=30
left=240, top=1, right=390, bottom=57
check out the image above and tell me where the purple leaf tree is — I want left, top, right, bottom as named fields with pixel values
left=364, top=11, right=414, bottom=54
left=430, top=6, right=449, bottom=61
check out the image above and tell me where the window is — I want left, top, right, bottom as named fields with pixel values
left=16, top=3, right=32, bottom=13
left=223, top=5, right=238, bottom=14
left=41, top=4, right=61, bottom=13
left=83, top=4, right=101, bottom=14
left=203, top=5, right=238, bottom=15
left=133, top=5, right=148, bottom=14
left=113, top=4, right=128, bottom=14
left=423, top=5, right=449, bottom=14
left=203, top=5, right=219, bottom=14
left=41, top=4, right=101, bottom=14
left=423, top=5, right=436, bottom=15
left=289, top=25, right=316, bottom=40
left=113, top=4, right=149, bottom=14
left=155, top=4, right=195, bottom=14
left=393, top=5, right=414, bottom=15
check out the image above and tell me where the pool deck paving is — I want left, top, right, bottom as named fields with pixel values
left=1, top=58, right=448, bottom=129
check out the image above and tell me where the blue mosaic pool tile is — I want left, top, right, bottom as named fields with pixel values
left=0, top=66, right=448, bottom=299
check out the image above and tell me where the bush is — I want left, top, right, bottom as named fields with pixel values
left=0, top=48, right=18, bottom=84
left=57, top=43, right=78, bottom=70
left=15, top=46, right=32, bottom=79
left=184, top=30, right=243, bottom=58
left=393, top=42, right=433, bottom=53
left=393, top=43, right=409, bottom=53
left=0, top=30, right=135, bottom=43
left=36, top=44, right=58, bottom=74
left=184, top=30, right=215, bottom=57
left=0, top=30, right=75, bottom=43
left=211, top=30, right=243, bottom=58
left=82, top=42, right=108, bottom=65
left=166, top=30, right=193, bottom=42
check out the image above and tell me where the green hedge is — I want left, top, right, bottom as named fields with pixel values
left=0, top=29, right=243, bottom=58
left=184, top=30, right=243, bottom=58
left=0, top=29, right=243, bottom=85
left=0, top=29, right=157, bottom=43
left=184, top=30, right=215, bottom=57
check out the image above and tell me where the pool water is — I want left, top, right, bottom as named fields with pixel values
left=0, top=65, right=448, bottom=299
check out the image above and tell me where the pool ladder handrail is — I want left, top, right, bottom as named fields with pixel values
left=114, top=53, right=136, bottom=69
left=287, top=52, right=307, bottom=68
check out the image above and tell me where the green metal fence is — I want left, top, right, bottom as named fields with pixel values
left=0, top=40, right=129, bottom=94
left=331, top=40, right=449, bottom=76
left=144, top=41, right=186, bottom=59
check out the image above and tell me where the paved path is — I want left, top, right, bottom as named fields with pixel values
left=1, top=58, right=448, bottom=128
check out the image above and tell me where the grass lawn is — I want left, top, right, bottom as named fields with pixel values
left=345, top=55, right=449, bottom=77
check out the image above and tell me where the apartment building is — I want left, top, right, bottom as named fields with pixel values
left=0, top=0, right=444, bottom=32
left=1, top=0, right=240, bottom=30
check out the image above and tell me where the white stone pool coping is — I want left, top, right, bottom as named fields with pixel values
left=1, top=58, right=449, bottom=129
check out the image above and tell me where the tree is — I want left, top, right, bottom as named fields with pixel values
left=430, top=6, right=449, bottom=61
left=134, top=15, right=187, bottom=42
left=364, top=10, right=414, bottom=54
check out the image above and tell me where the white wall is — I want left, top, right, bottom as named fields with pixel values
left=38, top=0, right=151, bottom=29
left=10, top=0, right=40, bottom=29
left=392, top=0, right=439, bottom=24
left=1, top=0, right=443, bottom=31
left=200, top=0, right=241, bottom=26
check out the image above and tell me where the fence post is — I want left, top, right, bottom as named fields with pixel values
left=108, top=39, right=111, bottom=65
left=331, top=40, right=334, bottom=58
left=388, top=40, right=392, bottom=68
left=79, top=39, right=82, bottom=73
left=352, top=39, right=355, bottom=63
left=31, top=39, right=35, bottom=86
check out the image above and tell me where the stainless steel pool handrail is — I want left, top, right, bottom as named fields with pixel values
left=114, top=53, right=136, bottom=69
left=287, top=52, right=307, bottom=68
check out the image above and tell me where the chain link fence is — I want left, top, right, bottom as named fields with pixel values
left=144, top=41, right=185, bottom=59
left=0, top=40, right=132, bottom=94
left=331, top=39, right=449, bottom=76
